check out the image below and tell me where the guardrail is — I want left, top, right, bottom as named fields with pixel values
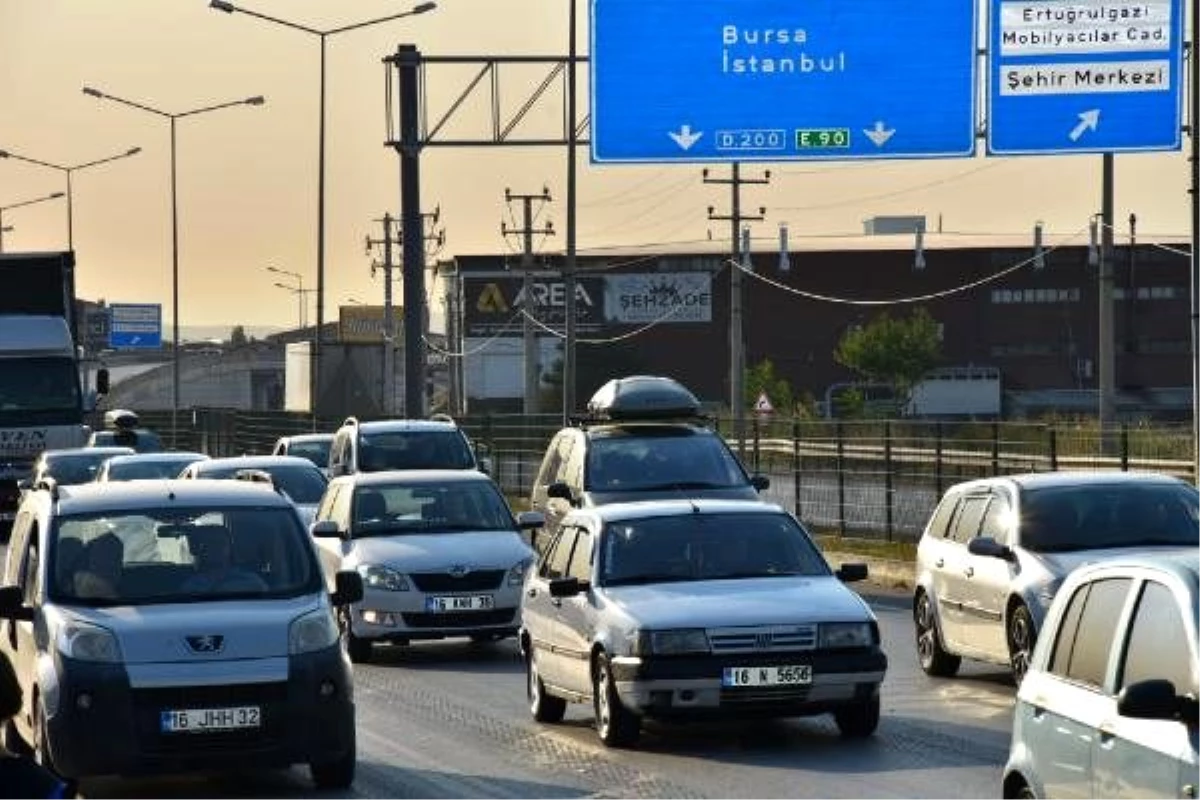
left=123, top=408, right=1195, bottom=544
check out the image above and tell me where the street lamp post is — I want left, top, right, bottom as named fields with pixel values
left=82, top=86, right=264, bottom=446
left=267, top=265, right=307, bottom=329
left=209, top=0, right=437, bottom=423
left=0, top=146, right=142, bottom=250
left=0, top=191, right=66, bottom=253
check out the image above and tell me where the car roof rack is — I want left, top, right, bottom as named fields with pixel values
left=575, top=375, right=707, bottom=426
left=104, top=408, right=140, bottom=431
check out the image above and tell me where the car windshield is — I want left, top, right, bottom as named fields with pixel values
left=44, top=452, right=121, bottom=485
left=585, top=429, right=750, bottom=492
left=0, top=357, right=80, bottom=414
left=288, top=440, right=331, bottom=468
left=600, top=511, right=831, bottom=586
left=199, top=464, right=327, bottom=504
left=352, top=480, right=515, bottom=537
left=1020, top=483, right=1199, bottom=553
left=50, top=506, right=320, bottom=606
left=357, top=430, right=475, bottom=471
left=106, top=457, right=203, bottom=481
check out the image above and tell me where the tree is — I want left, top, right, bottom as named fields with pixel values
left=229, top=325, right=248, bottom=347
left=834, top=308, right=941, bottom=408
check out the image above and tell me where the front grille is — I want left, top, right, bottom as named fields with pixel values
left=720, top=685, right=813, bottom=705
left=708, top=625, right=817, bottom=654
left=132, top=682, right=287, bottom=753
left=410, top=569, right=505, bottom=592
left=401, top=608, right=516, bottom=628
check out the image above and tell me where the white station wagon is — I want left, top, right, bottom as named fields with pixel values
left=519, top=499, right=886, bottom=747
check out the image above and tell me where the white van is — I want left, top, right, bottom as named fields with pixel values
left=0, top=478, right=363, bottom=787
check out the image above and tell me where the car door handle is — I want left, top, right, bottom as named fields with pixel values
left=527, top=587, right=538, bottom=598
left=964, top=566, right=974, bottom=578
left=935, top=558, right=944, bottom=568
left=1098, top=721, right=1117, bottom=744
left=550, top=598, right=562, bottom=608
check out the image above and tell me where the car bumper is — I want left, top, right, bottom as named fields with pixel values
left=609, top=648, right=887, bottom=719
left=44, top=646, right=355, bottom=780
left=349, top=586, right=522, bottom=642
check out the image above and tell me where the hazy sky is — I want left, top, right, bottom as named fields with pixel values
left=0, top=0, right=1190, bottom=330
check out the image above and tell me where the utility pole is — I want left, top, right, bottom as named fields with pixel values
left=502, top=187, right=554, bottom=415
left=365, top=214, right=403, bottom=415
left=705, top=162, right=769, bottom=456
left=1098, top=154, right=1115, bottom=447
left=366, top=208, right=443, bottom=416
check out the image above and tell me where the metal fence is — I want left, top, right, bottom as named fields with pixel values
left=131, top=409, right=1196, bottom=544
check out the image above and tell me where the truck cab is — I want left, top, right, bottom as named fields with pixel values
left=0, top=251, right=108, bottom=541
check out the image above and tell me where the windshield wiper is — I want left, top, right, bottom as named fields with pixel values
left=605, top=573, right=693, bottom=586
left=706, top=570, right=804, bottom=580
left=630, top=481, right=731, bottom=492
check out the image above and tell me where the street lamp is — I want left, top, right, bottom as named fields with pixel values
left=272, top=283, right=309, bottom=331
left=0, top=191, right=66, bottom=253
left=209, top=0, right=437, bottom=422
left=0, top=146, right=142, bottom=250
left=82, top=85, right=265, bottom=446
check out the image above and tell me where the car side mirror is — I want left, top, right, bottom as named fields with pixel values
left=751, top=475, right=770, bottom=492
left=478, top=456, right=493, bottom=475
left=546, top=482, right=574, bottom=502
left=967, top=536, right=1013, bottom=561
left=549, top=576, right=586, bottom=598
left=835, top=563, right=869, bottom=583
left=331, top=570, right=364, bottom=606
left=95, top=368, right=110, bottom=396
left=310, top=519, right=342, bottom=539
left=0, top=585, right=33, bottom=621
left=516, top=510, right=545, bottom=531
left=1117, top=679, right=1189, bottom=721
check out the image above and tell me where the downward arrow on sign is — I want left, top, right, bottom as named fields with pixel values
left=668, top=124, right=703, bottom=150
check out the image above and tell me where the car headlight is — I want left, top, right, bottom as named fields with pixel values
left=634, top=628, right=710, bottom=656
left=57, top=620, right=121, bottom=663
left=507, top=557, right=534, bottom=586
left=289, top=608, right=339, bottom=655
left=819, top=622, right=874, bottom=649
left=357, top=564, right=410, bottom=591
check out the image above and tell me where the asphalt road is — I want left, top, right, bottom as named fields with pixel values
left=78, top=588, right=1018, bottom=799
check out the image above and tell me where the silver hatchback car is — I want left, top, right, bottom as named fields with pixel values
left=520, top=499, right=884, bottom=747
left=913, top=471, right=1198, bottom=685
left=1002, top=553, right=1198, bottom=799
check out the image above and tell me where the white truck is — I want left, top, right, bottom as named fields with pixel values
left=0, top=252, right=107, bottom=539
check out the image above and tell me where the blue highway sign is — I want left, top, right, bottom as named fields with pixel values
left=109, top=303, right=162, bottom=349
left=590, top=0, right=979, bottom=163
left=988, top=0, right=1184, bottom=155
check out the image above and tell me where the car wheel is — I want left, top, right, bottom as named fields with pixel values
left=527, top=648, right=566, bottom=723
left=33, top=696, right=62, bottom=778
left=310, top=740, right=356, bottom=789
left=915, top=591, right=961, bottom=677
left=833, top=695, right=880, bottom=738
left=592, top=654, right=640, bottom=747
left=339, top=607, right=374, bottom=664
left=3, top=717, right=31, bottom=757
left=1007, top=604, right=1036, bottom=686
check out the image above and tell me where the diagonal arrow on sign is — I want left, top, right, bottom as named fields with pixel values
left=1068, top=109, right=1101, bottom=142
